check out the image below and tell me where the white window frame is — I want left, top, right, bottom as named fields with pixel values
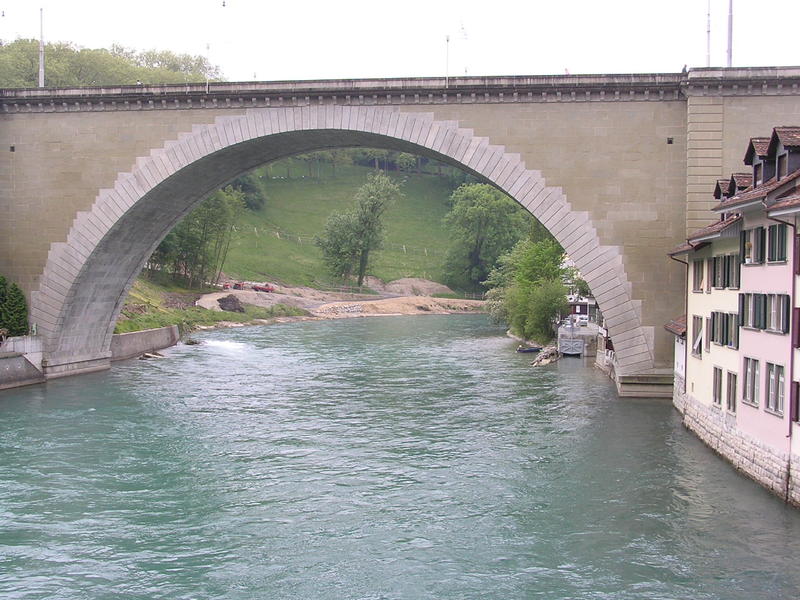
left=743, top=357, right=760, bottom=406
left=726, top=371, right=737, bottom=413
left=712, top=366, right=723, bottom=405
left=726, top=312, right=739, bottom=349
left=765, top=363, right=785, bottom=414
left=692, top=259, right=704, bottom=292
left=691, top=315, right=703, bottom=357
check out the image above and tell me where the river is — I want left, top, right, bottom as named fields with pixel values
left=1, top=314, right=800, bottom=599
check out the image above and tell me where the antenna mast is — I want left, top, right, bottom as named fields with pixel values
left=445, top=35, right=450, bottom=88
left=706, top=0, right=711, bottom=67
left=727, top=0, right=733, bottom=67
left=38, top=8, right=44, bottom=87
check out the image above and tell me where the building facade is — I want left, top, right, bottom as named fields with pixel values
left=670, top=127, right=800, bottom=505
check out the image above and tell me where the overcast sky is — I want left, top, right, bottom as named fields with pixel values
left=1, top=0, right=798, bottom=82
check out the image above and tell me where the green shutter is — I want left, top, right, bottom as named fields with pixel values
left=783, top=295, right=791, bottom=334
left=739, top=230, right=746, bottom=263
left=739, top=293, right=745, bottom=324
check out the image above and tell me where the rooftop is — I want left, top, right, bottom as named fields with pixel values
left=664, top=314, right=686, bottom=337
left=745, top=137, right=771, bottom=165
left=713, top=168, right=800, bottom=211
left=686, top=214, right=741, bottom=242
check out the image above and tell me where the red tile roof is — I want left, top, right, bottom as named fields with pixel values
left=768, top=126, right=800, bottom=155
left=664, top=314, right=686, bottom=337
left=731, top=172, right=753, bottom=190
left=767, top=193, right=800, bottom=213
left=714, top=178, right=731, bottom=200
left=744, top=137, right=771, bottom=165
left=686, top=214, right=741, bottom=242
left=713, top=168, right=800, bottom=211
left=668, top=241, right=694, bottom=256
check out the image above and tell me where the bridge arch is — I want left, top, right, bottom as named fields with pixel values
left=32, top=105, right=652, bottom=377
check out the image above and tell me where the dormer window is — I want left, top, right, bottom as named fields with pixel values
left=777, top=153, right=788, bottom=180
left=754, top=163, right=763, bottom=185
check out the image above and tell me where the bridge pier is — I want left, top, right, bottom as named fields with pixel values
left=42, top=353, right=112, bottom=379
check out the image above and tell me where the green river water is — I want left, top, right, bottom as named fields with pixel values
left=1, top=314, right=800, bottom=599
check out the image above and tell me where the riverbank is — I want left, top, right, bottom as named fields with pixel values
left=194, top=291, right=484, bottom=327
left=193, top=277, right=484, bottom=326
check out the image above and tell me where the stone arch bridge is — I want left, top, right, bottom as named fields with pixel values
left=3, top=67, right=800, bottom=385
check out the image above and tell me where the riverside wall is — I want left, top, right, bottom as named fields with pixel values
left=110, top=325, right=180, bottom=362
left=674, top=386, right=800, bottom=506
left=0, top=335, right=45, bottom=390
left=0, top=326, right=180, bottom=391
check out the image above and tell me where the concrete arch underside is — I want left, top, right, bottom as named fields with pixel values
left=32, top=105, right=653, bottom=378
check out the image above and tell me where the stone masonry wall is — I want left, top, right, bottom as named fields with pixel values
left=110, top=325, right=180, bottom=362
left=674, top=386, right=799, bottom=506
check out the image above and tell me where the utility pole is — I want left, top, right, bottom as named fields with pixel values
left=445, top=35, right=450, bottom=88
left=727, top=0, right=733, bottom=67
left=38, top=8, right=44, bottom=87
left=706, top=0, right=711, bottom=68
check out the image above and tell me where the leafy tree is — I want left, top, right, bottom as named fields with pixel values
left=231, top=172, right=266, bottom=211
left=514, top=238, right=564, bottom=285
left=513, top=278, right=568, bottom=342
left=442, top=183, right=529, bottom=291
left=316, top=172, right=403, bottom=286
left=484, top=228, right=571, bottom=343
left=149, top=186, right=244, bottom=287
left=0, top=39, right=220, bottom=88
left=315, top=211, right=361, bottom=280
left=396, top=153, right=418, bottom=172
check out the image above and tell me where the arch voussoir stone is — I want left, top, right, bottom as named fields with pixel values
left=33, top=104, right=655, bottom=379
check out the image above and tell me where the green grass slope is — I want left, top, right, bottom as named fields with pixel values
left=223, top=165, right=456, bottom=287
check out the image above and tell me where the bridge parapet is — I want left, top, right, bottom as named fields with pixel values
left=4, top=68, right=800, bottom=115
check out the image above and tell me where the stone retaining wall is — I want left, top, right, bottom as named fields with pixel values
left=110, top=326, right=180, bottom=362
left=675, top=388, right=800, bottom=506
left=0, top=354, right=45, bottom=390
left=0, top=336, right=45, bottom=391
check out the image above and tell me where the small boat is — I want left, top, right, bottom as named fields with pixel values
left=516, top=345, right=542, bottom=353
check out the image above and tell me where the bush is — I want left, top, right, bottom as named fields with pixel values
left=0, top=275, right=29, bottom=336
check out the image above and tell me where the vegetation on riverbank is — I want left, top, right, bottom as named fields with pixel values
left=484, top=222, right=575, bottom=343
left=114, top=278, right=307, bottom=334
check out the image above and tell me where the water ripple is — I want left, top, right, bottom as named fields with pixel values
left=1, top=315, right=800, bottom=599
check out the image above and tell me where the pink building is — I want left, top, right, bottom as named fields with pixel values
left=670, top=126, right=800, bottom=505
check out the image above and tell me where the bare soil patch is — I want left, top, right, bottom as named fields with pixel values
left=196, top=278, right=483, bottom=319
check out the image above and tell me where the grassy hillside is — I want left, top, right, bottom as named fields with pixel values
left=222, top=164, right=457, bottom=287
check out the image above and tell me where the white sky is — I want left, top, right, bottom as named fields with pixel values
left=1, top=0, right=798, bottom=82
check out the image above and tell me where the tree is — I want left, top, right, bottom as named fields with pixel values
left=316, top=172, right=404, bottom=286
left=396, top=153, right=417, bottom=172
left=442, top=183, right=530, bottom=291
left=231, top=172, right=266, bottom=211
left=315, top=211, right=361, bottom=280
left=506, top=279, right=569, bottom=342
left=483, top=229, right=570, bottom=343
left=0, top=39, right=220, bottom=88
left=3, top=283, right=29, bottom=336
left=148, top=186, right=244, bottom=287
left=0, top=276, right=29, bottom=337
left=0, top=275, right=7, bottom=334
